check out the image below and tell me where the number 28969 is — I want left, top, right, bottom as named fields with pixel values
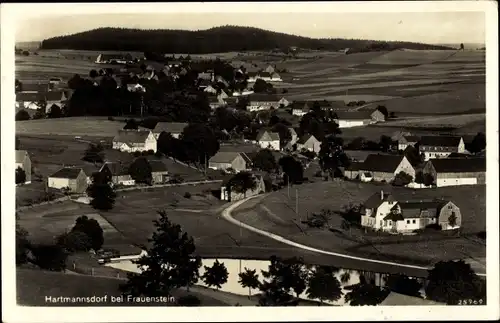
left=458, top=299, right=484, bottom=305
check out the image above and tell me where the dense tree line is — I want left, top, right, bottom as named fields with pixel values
left=40, top=26, right=453, bottom=54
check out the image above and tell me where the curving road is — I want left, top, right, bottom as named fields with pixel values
left=221, top=195, right=486, bottom=277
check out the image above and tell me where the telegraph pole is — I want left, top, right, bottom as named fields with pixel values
left=295, top=189, right=299, bottom=221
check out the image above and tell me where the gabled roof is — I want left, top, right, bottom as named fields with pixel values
left=49, top=167, right=84, bottom=179
left=19, top=82, right=50, bottom=92
left=334, top=111, right=373, bottom=120
left=209, top=151, right=244, bottom=164
left=345, top=161, right=363, bottom=171
left=247, top=93, right=280, bottom=102
left=153, top=122, right=188, bottom=134
left=100, top=162, right=129, bottom=176
left=419, top=136, right=462, bottom=147
left=360, top=154, right=407, bottom=173
left=257, top=130, right=280, bottom=142
left=398, top=200, right=441, bottom=219
left=15, top=150, right=29, bottom=163
left=345, top=150, right=390, bottom=162
left=297, top=134, right=317, bottom=145
left=148, top=160, right=168, bottom=173
left=429, top=158, right=486, bottom=173
left=112, top=130, right=151, bottom=144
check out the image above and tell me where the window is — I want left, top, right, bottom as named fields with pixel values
left=406, top=220, right=410, bottom=224
left=388, top=220, right=392, bottom=225
left=380, top=220, right=383, bottom=226
left=412, top=220, right=416, bottom=224
left=448, top=205, right=453, bottom=209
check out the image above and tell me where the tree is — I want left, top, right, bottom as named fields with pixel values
left=272, top=123, right=292, bottom=147
left=82, top=143, right=105, bottom=164
left=459, top=43, right=465, bottom=50
left=238, top=268, right=261, bottom=297
left=306, top=265, right=343, bottom=305
left=56, top=230, right=93, bottom=252
left=16, top=167, right=26, bottom=184
left=16, top=225, right=31, bottom=265
left=15, top=78, right=23, bottom=92
left=47, top=104, right=63, bottom=118
left=129, top=157, right=153, bottom=185
left=448, top=212, right=458, bottom=229
left=15, top=110, right=31, bottom=121
left=89, top=69, right=98, bottom=78
left=468, top=132, right=486, bottom=154
left=68, top=74, right=84, bottom=90
left=344, top=281, right=390, bottom=306
left=252, top=149, right=278, bottom=172
left=279, top=156, right=304, bottom=184
left=376, top=105, right=389, bottom=119
left=124, top=118, right=140, bottom=130
left=226, top=171, right=257, bottom=198
left=425, top=260, right=485, bottom=305
left=181, top=123, right=220, bottom=166
left=87, top=171, right=117, bottom=211
left=15, top=136, right=20, bottom=150
left=253, top=79, right=273, bottom=93
left=31, top=244, right=68, bottom=271
left=379, top=135, right=393, bottom=152
left=340, top=270, right=352, bottom=284
left=120, top=210, right=202, bottom=297
left=318, top=136, right=349, bottom=178
left=385, top=274, right=422, bottom=298
left=392, top=171, right=413, bottom=186
left=202, top=259, right=229, bottom=290
left=71, top=215, right=104, bottom=251
left=403, top=145, right=422, bottom=166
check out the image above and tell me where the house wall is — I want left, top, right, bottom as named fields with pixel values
left=226, top=178, right=266, bottom=202
left=48, top=177, right=71, bottom=190
left=371, top=110, right=386, bottom=122
left=338, top=120, right=368, bottom=128
left=373, top=201, right=398, bottom=230
left=209, top=162, right=233, bottom=171
left=437, top=202, right=462, bottom=230
left=422, top=151, right=453, bottom=161
left=113, top=175, right=135, bottom=186
left=458, top=138, right=466, bottom=153
left=435, top=172, right=483, bottom=187
left=395, top=218, right=425, bottom=233
left=361, top=210, right=376, bottom=228
left=394, top=157, right=416, bottom=180
left=363, top=171, right=394, bottom=182
left=145, top=133, right=157, bottom=152
left=259, top=140, right=280, bottom=151
left=231, top=155, right=248, bottom=173
left=152, top=172, right=169, bottom=184
left=344, top=170, right=360, bottom=180
left=292, top=110, right=308, bottom=117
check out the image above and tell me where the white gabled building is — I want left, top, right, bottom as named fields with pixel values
left=256, top=130, right=280, bottom=151
left=112, top=130, right=157, bottom=153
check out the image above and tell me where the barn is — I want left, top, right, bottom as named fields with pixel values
left=357, top=154, right=416, bottom=183
left=422, top=158, right=486, bottom=187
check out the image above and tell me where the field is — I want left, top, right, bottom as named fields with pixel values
left=16, top=117, right=129, bottom=137
left=232, top=181, right=486, bottom=267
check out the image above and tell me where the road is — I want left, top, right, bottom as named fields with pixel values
left=221, top=194, right=486, bottom=278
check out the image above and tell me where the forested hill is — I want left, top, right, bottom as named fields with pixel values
left=40, top=26, right=453, bottom=54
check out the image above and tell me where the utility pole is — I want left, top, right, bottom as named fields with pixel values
left=287, top=174, right=290, bottom=198
left=295, top=189, right=299, bottom=221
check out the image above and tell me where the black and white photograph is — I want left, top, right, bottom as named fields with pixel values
left=2, top=1, right=498, bottom=322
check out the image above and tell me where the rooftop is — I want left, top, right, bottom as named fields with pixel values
left=153, top=122, right=188, bottom=134
left=209, top=151, right=244, bottom=164
left=360, top=154, right=406, bottom=173
left=419, top=135, right=462, bottom=147
left=148, top=159, right=168, bottom=173
left=429, top=158, right=486, bottom=173
left=112, top=130, right=151, bottom=144
left=49, top=167, right=84, bottom=179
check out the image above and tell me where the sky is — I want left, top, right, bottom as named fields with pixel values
left=14, top=6, right=486, bottom=45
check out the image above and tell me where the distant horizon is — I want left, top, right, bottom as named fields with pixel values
left=15, top=10, right=485, bottom=45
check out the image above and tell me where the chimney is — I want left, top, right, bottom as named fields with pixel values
left=380, top=190, right=384, bottom=200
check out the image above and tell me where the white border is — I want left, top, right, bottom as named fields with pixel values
left=2, top=2, right=498, bottom=322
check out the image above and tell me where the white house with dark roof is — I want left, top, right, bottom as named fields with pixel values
left=296, top=134, right=321, bottom=153
left=209, top=152, right=248, bottom=173
left=149, top=160, right=170, bottom=184
left=398, top=135, right=420, bottom=151
left=256, top=130, right=280, bottom=151
left=112, top=130, right=157, bottom=153
left=422, top=158, right=486, bottom=187
left=48, top=167, right=88, bottom=193
left=334, top=111, right=375, bottom=128
left=15, top=150, right=32, bottom=184
left=419, top=136, right=465, bottom=160
left=361, top=190, right=462, bottom=233
left=246, top=94, right=281, bottom=112
left=357, top=154, right=416, bottom=183
left=99, top=162, right=135, bottom=186
left=152, top=122, right=188, bottom=139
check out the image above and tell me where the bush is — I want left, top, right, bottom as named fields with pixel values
left=133, top=151, right=141, bottom=157
left=392, top=171, right=413, bottom=187
left=184, top=192, right=192, bottom=199
left=16, top=110, right=31, bottom=121
left=31, top=244, right=68, bottom=271
left=147, top=149, right=155, bottom=155
left=154, top=151, right=163, bottom=158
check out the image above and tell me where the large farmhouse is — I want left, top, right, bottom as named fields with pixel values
left=245, top=94, right=281, bottom=112
left=357, top=154, right=416, bottom=183
left=361, top=190, right=462, bottom=233
left=334, top=111, right=375, bottom=128
left=48, top=167, right=88, bottom=193
left=112, top=130, right=157, bottom=153
left=419, top=136, right=465, bottom=160
left=256, top=130, right=280, bottom=151
left=422, top=158, right=486, bottom=187
left=209, top=152, right=248, bottom=173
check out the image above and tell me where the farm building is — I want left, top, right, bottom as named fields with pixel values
left=95, top=53, right=133, bottom=64
left=48, top=167, right=88, bottom=193
left=256, top=130, right=280, bottom=151
left=422, top=158, right=486, bottom=187
left=334, top=111, right=375, bottom=128
left=398, top=135, right=420, bottom=151
left=15, top=90, right=67, bottom=112
left=361, top=190, right=462, bottom=233
left=15, top=150, right=32, bottom=184
left=344, top=150, right=391, bottom=163
left=149, top=160, right=169, bottom=184
left=152, top=122, right=188, bottom=139
left=291, top=101, right=312, bottom=117
left=245, top=94, right=281, bottom=112
left=209, top=152, right=248, bottom=173
left=343, top=162, right=363, bottom=180
left=99, top=162, right=135, bottom=186
left=220, top=173, right=266, bottom=202
left=419, top=136, right=465, bottom=161
left=112, top=130, right=157, bottom=153
left=296, top=134, right=321, bottom=153
left=357, top=154, right=416, bottom=183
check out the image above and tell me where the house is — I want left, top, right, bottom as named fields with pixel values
left=361, top=190, right=462, bottom=233
left=343, top=162, right=363, bottom=180
left=48, top=167, right=88, bottom=193
left=264, top=65, right=275, bottom=74
left=419, top=136, right=465, bottom=160
left=344, top=150, right=391, bottom=163
left=357, top=154, right=416, bottom=183
left=208, top=152, right=248, bottom=173
left=15, top=91, right=67, bottom=111
left=334, top=111, right=375, bottom=128
left=296, top=134, right=321, bottom=153
left=291, top=101, right=311, bottom=117
left=95, top=53, right=131, bottom=64
left=278, top=97, right=289, bottom=107
left=220, top=173, right=266, bottom=202
left=126, top=83, right=146, bottom=93
left=246, top=94, right=280, bottom=112
left=204, top=85, right=218, bottom=94
left=149, top=160, right=169, bottom=184
left=398, top=135, right=420, bottom=151
left=270, top=72, right=282, bottom=82
left=15, top=150, right=32, bottom=184
left=256, top=130, right=280, bottom=151
left=422, top=158, right=486, bottom=187
left=198, top=71, right=214, bottom=81
left=152, top=122, right=188, bottom=139
left=112, top=130, right=157, bottom=153
left=99, top=162, right=135, bottom=186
